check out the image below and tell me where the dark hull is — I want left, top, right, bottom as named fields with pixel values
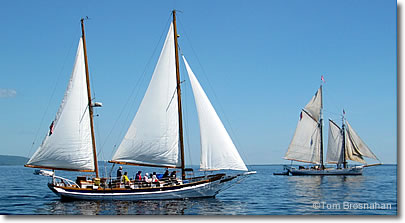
left=287, top=167, right=363, bottom=175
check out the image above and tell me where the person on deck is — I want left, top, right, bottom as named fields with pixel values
left=144, top=173, right=152, bottom=183
left=135, top=171, right=142, bottom=182
left=152, top=172, right=160, bottom=183
left=117, top=166, right=123, bottom=181
left=122, top=172, right=130, bottom=185
left=170, top=171, right=177, bottom=178
left=162, top=169, right=170, bottom=179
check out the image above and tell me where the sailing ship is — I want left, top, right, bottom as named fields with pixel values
left=282, top=81, right=381, bottom=175
left=25, top=13, right=254, bottom=200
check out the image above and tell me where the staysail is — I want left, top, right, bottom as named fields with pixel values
left=326, top=119, right=344, bottom=164
left=344, top=121, right=379, bottom=164
left=26, top=38, right=95, bottom=171
left=111, top=23, right=181, bottom=168
left=183, top=56, right=248, bottom=171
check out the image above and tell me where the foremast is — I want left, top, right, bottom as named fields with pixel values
left=81, top=18, right=99, bottom=178
left=172, top=10, right=186, bottom=180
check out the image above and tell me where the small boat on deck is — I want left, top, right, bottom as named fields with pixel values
left=273, top=165, right=290, bottom=175
left=25, top=12, right=255, bottom=201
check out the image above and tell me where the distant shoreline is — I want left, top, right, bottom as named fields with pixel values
left=0, top=155, right=29, bottom=166
left=0, top=154, right=396, bottom=167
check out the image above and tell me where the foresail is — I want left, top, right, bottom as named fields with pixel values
left=26, top=38, right=94, bottom=171
left=326, top=119, right=344, bottom=164
left=111, top=23, right=181, bottom=168
left=344, top=121, right=379, bottom=164
left=183, top=56, right=248, bottom=171
left=284, top=110, right=321, bottom=164
left=304, top=86, right=322, bottom=122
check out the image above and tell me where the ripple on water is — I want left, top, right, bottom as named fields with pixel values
left=0, top=165, right=397, bottom=215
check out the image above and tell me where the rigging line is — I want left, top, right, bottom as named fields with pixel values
left=104, top=15, right=173, bottom=159
left=26, top=36, right=77, bottom=159
left=323, top=109, right=343, bottom=120
left=322, top=84, right=344, bottom=118
left=177, top=18, right=251, bottom=166
left=93, top=113, right=107, bottom=177
left=112, top=16, right=174, bottom=153
left=94, top=113, right=103, bottom=158
left=83, top=19, right=97, bottom=101
left=79, top=105, right=89, bottom=124
left=166, top=80, right=185, bottom=112
left=166, top=87, right=178, bottom=112
left=180, top=60, right=193, bottom=167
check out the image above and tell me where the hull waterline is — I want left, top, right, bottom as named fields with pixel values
left=287, top=167, right=363, bottom=175
left=47, top=173, right=253, bottom=201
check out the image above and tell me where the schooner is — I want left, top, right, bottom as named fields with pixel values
left=283, top=79, right=381, bottom=175
left=25, top=13, right=254, bottom=200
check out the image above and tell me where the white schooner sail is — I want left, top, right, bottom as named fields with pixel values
left=26, top=38, right=95, bottom=172
left=111, top=23, right=181, bottom=168
left=284, top=86, right=322, bottom=164
left=111, top=23, right=248, bottom=171
left=183, top=56, right=248, bottom=171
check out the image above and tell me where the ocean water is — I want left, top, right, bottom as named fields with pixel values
left=0, top=164, right=396, bottom=215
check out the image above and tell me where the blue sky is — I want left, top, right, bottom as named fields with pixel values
left=0, top=0, right=396, bottom=165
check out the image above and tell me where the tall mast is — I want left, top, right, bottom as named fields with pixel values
left=319, top=85, right=324, bottom=169
left=81, top=18, right=99, bottom=178
left=341, top=112, right=347, bottom=169
left=172, top=10, right=186, bottom=180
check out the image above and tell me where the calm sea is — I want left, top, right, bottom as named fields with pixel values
left=0, top=164, right=396, bottom=215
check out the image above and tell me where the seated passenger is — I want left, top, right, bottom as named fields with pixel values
left=170, top=171, right=177, bottom=178
left=162, top=169, right=170, bottom=179
left=135, top=171, right=142, bottom=182
left=152, top=172, right=160, bottom=183
left=122, top=172, right=130, bottom=185
left=144, top=173, right=152, bottom=183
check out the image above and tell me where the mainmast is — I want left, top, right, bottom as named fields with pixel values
left=319, top=85, right=324, bottom=170
left=81, top=18, right=99, bottom=178
left=341, top=112, right=347, bottom=169
left=172, top=10, right=186, bottom=180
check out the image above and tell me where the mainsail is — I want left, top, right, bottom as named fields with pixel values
left=344, top=121, right=379, bottom=164
left=284, top=110, right=321, bottom=164
left=26, top=38, right=95, bottom=171
left=326, top=119, right=344, bottom=164
left=182, top=56, right=248, bottom=171
left=111, top=23, right=181, bottom=168
left=284, top=87, right=323, bottom=164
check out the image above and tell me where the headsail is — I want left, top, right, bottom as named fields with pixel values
left=326, top=119, right=344, bottom=164
left=111, top=23, right=181, bottom=168
left=183, top=56, right=248, bottom=171
left=344, top=121, right=379, bottom=164
left=26, top=38, right=95, bottom=171
left=284, top=110, right=321, bottom=164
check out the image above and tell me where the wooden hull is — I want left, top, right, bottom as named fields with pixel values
left=287, top=167, right=363, bottom=175
left=47, top=174, right=242, bottom=201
